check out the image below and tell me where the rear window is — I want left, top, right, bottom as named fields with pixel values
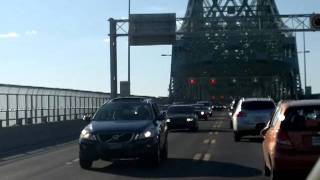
left=242, top=101, right=275, bottom=110
left=167, top=106, right=194, bottom=114
left=282, top=106, right=320, bottom=131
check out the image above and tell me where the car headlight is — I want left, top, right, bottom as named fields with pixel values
left=135, top=128, right=156, bottom=140
left=201, top=111, right=205, bottom=115
left=187, top=118, right=194, bottom=122
left=166, top=119, right=171, bottom=123
left=80, top=129, right=96, bottom=141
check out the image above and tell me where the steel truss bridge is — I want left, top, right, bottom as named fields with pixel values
left=109, top=0, right=320, bottom=102
left=169, top=0, right=320, bottom=103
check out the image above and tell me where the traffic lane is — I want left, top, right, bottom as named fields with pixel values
left=0, top=115, right=265, bottom=180
left=30, top=120, right=224, bottom=180
left=80, top=118, right=264, bottom=180
left=207, top=115, right=267, bottom=180
left=0, top=120, right=217, bottom=180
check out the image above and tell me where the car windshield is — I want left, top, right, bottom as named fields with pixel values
left=167, top=106, right=194, bottom=114
left=93, top=102, right=153, bottom=121
left=282, top=106, right=320, bottom=131
left=242, top=101, right=275, bottom=111
left=193, top=105, right=206, bottom=110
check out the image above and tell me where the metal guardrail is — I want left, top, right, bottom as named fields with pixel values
left=0, top=84, right=109, bottom=128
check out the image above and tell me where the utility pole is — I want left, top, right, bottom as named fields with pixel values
left=109, top=18, right=117, bottom=99
left=128, top=0, right=131, bottom=95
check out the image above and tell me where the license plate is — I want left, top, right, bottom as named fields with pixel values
left=312, top=136, right=320, bottom=146
left=107, top=143, right=122, bottom=150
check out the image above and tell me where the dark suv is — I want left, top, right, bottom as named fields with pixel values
left=79, top=97, right=168, bottom=169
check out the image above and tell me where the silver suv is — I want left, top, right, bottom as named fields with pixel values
left=232, top=98, right=276, bottom=141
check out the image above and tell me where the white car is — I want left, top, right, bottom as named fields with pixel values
left=232, top=98, right=276, bottom=141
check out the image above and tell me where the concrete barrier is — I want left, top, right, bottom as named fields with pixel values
left=0, top=120, right=88, bottom=155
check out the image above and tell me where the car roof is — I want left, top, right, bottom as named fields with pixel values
left=242, top=98, right=274, bottom=102
left=169, top=104, right=194, bottom=108
left=109, top=97, right=153, bottom=104
left=281, top=99, right=320, bottom=110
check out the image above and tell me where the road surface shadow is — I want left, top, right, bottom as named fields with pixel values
left=0, top=136, right=77, bottom=161
left=169, top=128, right=232, bottom=134
left=240, top=137, right=264, bottom=143
left=90, top=158, right=262, bottom=178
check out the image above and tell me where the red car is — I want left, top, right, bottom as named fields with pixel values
left=261, top=100, right=320, bottom=180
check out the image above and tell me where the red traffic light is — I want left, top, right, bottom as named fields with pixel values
left=209, top=79, right=217, bottom=86
left=188, top=78, right=197, bottom=85
left=311, top=14, right=320, bottom=29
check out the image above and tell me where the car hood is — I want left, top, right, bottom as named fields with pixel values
left=167, top=114, right=195, bottom=118
left=90, top=120, right=153, bottom=134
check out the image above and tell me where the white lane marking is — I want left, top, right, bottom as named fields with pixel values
left=209, top=132, right=213, bottom=135
left=193, top=153, right=202, bottom=161
left=73, top=158, right=79, bottom=162
left=203, top=139, right=210, bottom=144
left=203, top=153, right=211, bottom=161
left=1, top=154, right=25, bottom=161
left=211, top=139, right=216, bottom=144
left=215, top=132, right=219, bottom=135
left=66, top=162, right=73, bottom=165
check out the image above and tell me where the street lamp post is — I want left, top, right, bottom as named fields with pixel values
left=128, top=0, right=131, bottom=95
left=298, top=49, right=310, bottom=94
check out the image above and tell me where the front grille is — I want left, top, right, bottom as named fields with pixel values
left=98, top=133, right=134, bottom=143
left=171, top=117, right=187, bottom=122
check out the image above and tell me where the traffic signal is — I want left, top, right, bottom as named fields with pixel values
left=311, top=14, right=320, bottom=29
left=209, top=79, right=217, bottom=86
left=188, top=78, right=197, bottom=85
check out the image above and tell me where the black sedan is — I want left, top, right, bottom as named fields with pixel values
left=192, top=104, right=211, bottom=120
left=166, top=105, right=199, bottom=131
left=79, top=98, right=168, bottom=169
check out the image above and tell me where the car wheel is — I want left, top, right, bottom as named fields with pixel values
left=234, top=132, right=241, bottom=142
left=149, top=143, right=161, bottom=167
left=190, top=126, right=199, bottom=132
left=264, top=163, right=271, bottom=177
left=161, top=140, right=168, bottom=161
left=230, top=121, right=233, bottom=129
left=271, top=169, right=282, bottom=180
left=79, top=158, right=93, bottom=169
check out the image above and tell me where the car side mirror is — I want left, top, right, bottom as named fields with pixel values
left=156, top=114, right=166, bottom=121
left=160, top=111, right=167, bottom=117
left=83, top=115, right=92, bottom=122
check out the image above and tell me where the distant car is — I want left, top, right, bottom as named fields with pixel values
left=197, top=101, right=213, bottom=116
left=79, top=97, right=168, bottom=169
left=232, top=98, right=276, bottom=141
left=261, top=100, right=320, bottom=180
left=192, top=104, right=211, bottom=120
left=212, top=103, right=224, bottom=111
left=159, top=104, right=169, bottom=116
left=166, top=105, right=199, bottom=131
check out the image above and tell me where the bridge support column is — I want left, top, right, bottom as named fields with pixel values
left=109, top=18, right=118, bottom=99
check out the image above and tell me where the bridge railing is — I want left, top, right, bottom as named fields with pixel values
left=0, top=85, right=109, bottom=128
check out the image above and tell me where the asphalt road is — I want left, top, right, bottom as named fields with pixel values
left=0, top=111, right=269, bottom=180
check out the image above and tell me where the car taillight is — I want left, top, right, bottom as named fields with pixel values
left=276, top=130, right=293, bottom=147
left=237, top=111, right=246, bottom=118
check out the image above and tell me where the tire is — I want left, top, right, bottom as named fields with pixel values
left=79, top=158, right=93, bottom=169
left=264, top=163, right=271, bottom=177
left=230, top=121, right=233, bottom=129
left=149, top=143, right=161, bottom=167
left=190, top=124, right=199, bottom=132
left=234, top=132, right=241, bottom=142
left=161, top=140, right=168, bottom=161
left=271, top=169, right=282, bottom=180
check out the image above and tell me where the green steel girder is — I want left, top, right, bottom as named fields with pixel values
left=169, top=0, right=302, bottom=103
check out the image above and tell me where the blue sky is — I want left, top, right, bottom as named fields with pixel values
left=0, top=0, right=319, bottom=97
